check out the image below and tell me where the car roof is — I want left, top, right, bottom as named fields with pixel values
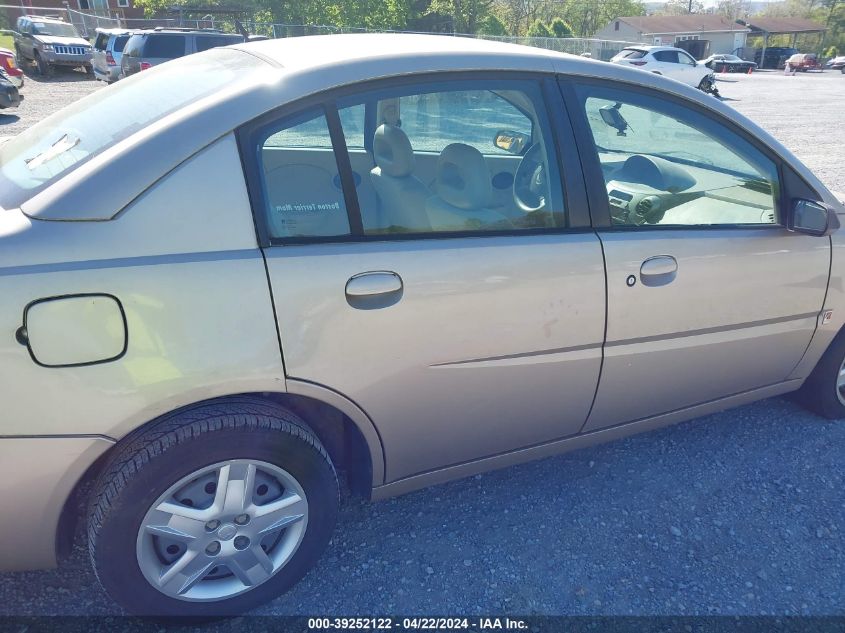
left=22, top=15, right=67, bottom=23
left=95, top=27, right=134, bottom=34
left=620, top=45, right=684, bottom=52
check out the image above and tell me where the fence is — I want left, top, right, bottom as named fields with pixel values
left=0, top=4, right=644, bottom=60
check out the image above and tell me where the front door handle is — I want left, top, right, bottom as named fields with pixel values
left=639, top=255, right=678, bottom=287
left=345, top=271, right=403, bottom=309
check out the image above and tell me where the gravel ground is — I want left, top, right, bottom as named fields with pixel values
left=0, top=65, right=843, bottom=617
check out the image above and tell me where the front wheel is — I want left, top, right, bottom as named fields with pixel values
left=697, top=76, right=719, bottom=97
left=797, top=330, right=845, bottom=419
left=87, top=398, right=339, bottom=616
left=35, top=54, right=50, bottom=76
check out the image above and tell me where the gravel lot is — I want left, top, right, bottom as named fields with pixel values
left=0, top=65, right=843, bottom=617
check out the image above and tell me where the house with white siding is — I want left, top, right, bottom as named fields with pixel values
left=594, top=15, right=751, bottom=55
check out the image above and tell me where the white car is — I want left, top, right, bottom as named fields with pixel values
left=611, top=45, right=717, bottom=94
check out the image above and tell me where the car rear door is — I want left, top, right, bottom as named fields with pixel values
left=241, top=74, right=606, bottom=484
left=563, top=78, right=829, bottom=432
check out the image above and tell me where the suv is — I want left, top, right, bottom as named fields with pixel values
left=14, top=15, right=92, bottom=76
left=753, top=46, right=798, bottom=69
left=119, top=28, right=244, bottom=78
left=92, top=28, right=134, bottom=83
left=610, top=46, right=717, bottom=94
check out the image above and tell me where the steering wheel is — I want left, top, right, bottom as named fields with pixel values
left=513, top=143, right=547, bottom=213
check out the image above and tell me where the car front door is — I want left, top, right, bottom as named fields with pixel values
left=565, top=79, right=829, bottom=432
left=243, top=75, right=606, bottom=484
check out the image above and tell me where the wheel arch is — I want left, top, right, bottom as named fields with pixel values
left=57, top=388, right=384, bottom=560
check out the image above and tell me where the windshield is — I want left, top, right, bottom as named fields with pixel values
left=33, top=22, right=81, bottom=38
left=0, top=48, right=264, bottom=209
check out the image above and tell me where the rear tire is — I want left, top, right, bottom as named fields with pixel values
left=797, top=329, right=845, bottom=419
left=87, top=398, right=339, bottom=616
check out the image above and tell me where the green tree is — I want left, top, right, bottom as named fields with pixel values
left=526, top=18, right=551, bottom=36
left=428, top=0, right=493, bottom=33
left=549, top=16, right=573, bottom=36
left=477, top=13, right=509, bottom=34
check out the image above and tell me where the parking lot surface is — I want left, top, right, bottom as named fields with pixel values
left=0, top=66, right=843, bottom=616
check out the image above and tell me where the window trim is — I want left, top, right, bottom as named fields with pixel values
left=237, top=71, right=591, bottom=247
left=559, top=75, right=801, bottom=232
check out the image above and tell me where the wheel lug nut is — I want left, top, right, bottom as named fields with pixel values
left=205, top=519, right=220, bottom=532
left=233, top=535, right=250, bottom=550
left=205, top=541, right=221, bottom=556
left=234, top=513, right=250, bottom=525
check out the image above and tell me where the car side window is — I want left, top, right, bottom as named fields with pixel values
left=94, top=34, right=108, bottom=50
left=257, top=109, right=351, bottom=239
left=336, top=80, right=566, bottom=235
left=575, top=83, right=780, bottom=227
left=679, top=52, right=696, bottom=65
left=653, top=50, right=679, bottom=63
left=144, top=35, right=186, bottom=58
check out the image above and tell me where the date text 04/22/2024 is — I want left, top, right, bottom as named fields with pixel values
left=307, top=617, right=529, bottom=630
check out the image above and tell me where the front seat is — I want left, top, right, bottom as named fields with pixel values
left=425, top=143, right=512, bottom=232
left=369, top=124, right=431, bottom=232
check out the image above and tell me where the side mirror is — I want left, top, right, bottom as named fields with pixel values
left=788, top=199, right=840, bottom=236
left=494, top=130, right=530, bottom=155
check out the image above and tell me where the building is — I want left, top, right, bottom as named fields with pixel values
left=594, top=15, right=751, bottom=55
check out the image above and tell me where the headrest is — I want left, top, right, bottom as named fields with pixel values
left=434, top=143, right=492, bottom=210
left=373, top=124, right=415, bottom=177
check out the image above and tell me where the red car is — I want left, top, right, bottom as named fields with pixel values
left=0, top=48, right=24, bottom=88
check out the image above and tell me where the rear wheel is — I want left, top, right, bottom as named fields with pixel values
left=87, top=398, right=339, bottom=616
left=797, top=329, right=845, bottom=419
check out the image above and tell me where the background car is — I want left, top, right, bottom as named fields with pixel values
left=610, top=45, right=717, bottom=94
left=702, top=53, right=757, bottom=73
left=0, top=47, right=23, bottom=88
left=0, top=66, right=21, bottom=109
left=824, top=55, right=845, bottom=70
left=754, top=46, right=798, bottom=69
left=119, top=28, right=244, bottom=78
left=786, top=52, right=822, bottom=71
left=13, top=15, right=92, bottom=76
left=91, top=28, right=134, bottom=83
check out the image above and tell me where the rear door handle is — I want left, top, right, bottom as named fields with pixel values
left=639, top=255, right=678, bottom=287
left=345, top=271, right=403, bottom=309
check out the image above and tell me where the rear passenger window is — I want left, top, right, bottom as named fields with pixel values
left=257, top=110, right=351, bottom=239
left=653, top=50, right=679, bottom=63
left=143, top=35, right=186, bottom=58
left=337, top=80, right=565, bottom=235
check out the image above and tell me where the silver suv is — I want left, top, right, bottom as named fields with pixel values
left=0, top=36, right=843, bottom=617
left=119, top=28, right=243, bottom=78
left=14, top=15, right=92, bottom=76
left=91, top=28, right=133, bottom=83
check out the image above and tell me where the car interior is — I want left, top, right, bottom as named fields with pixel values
left=584, top=97, right=778, bottom=226
left=257, top=85, right=780, bottom=238
left=258, top=87, right=565, bottom=238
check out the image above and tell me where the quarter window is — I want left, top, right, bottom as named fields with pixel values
left=257, top=109, right=351, bottom=239
left=575, top=83, right=780, bottom=227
